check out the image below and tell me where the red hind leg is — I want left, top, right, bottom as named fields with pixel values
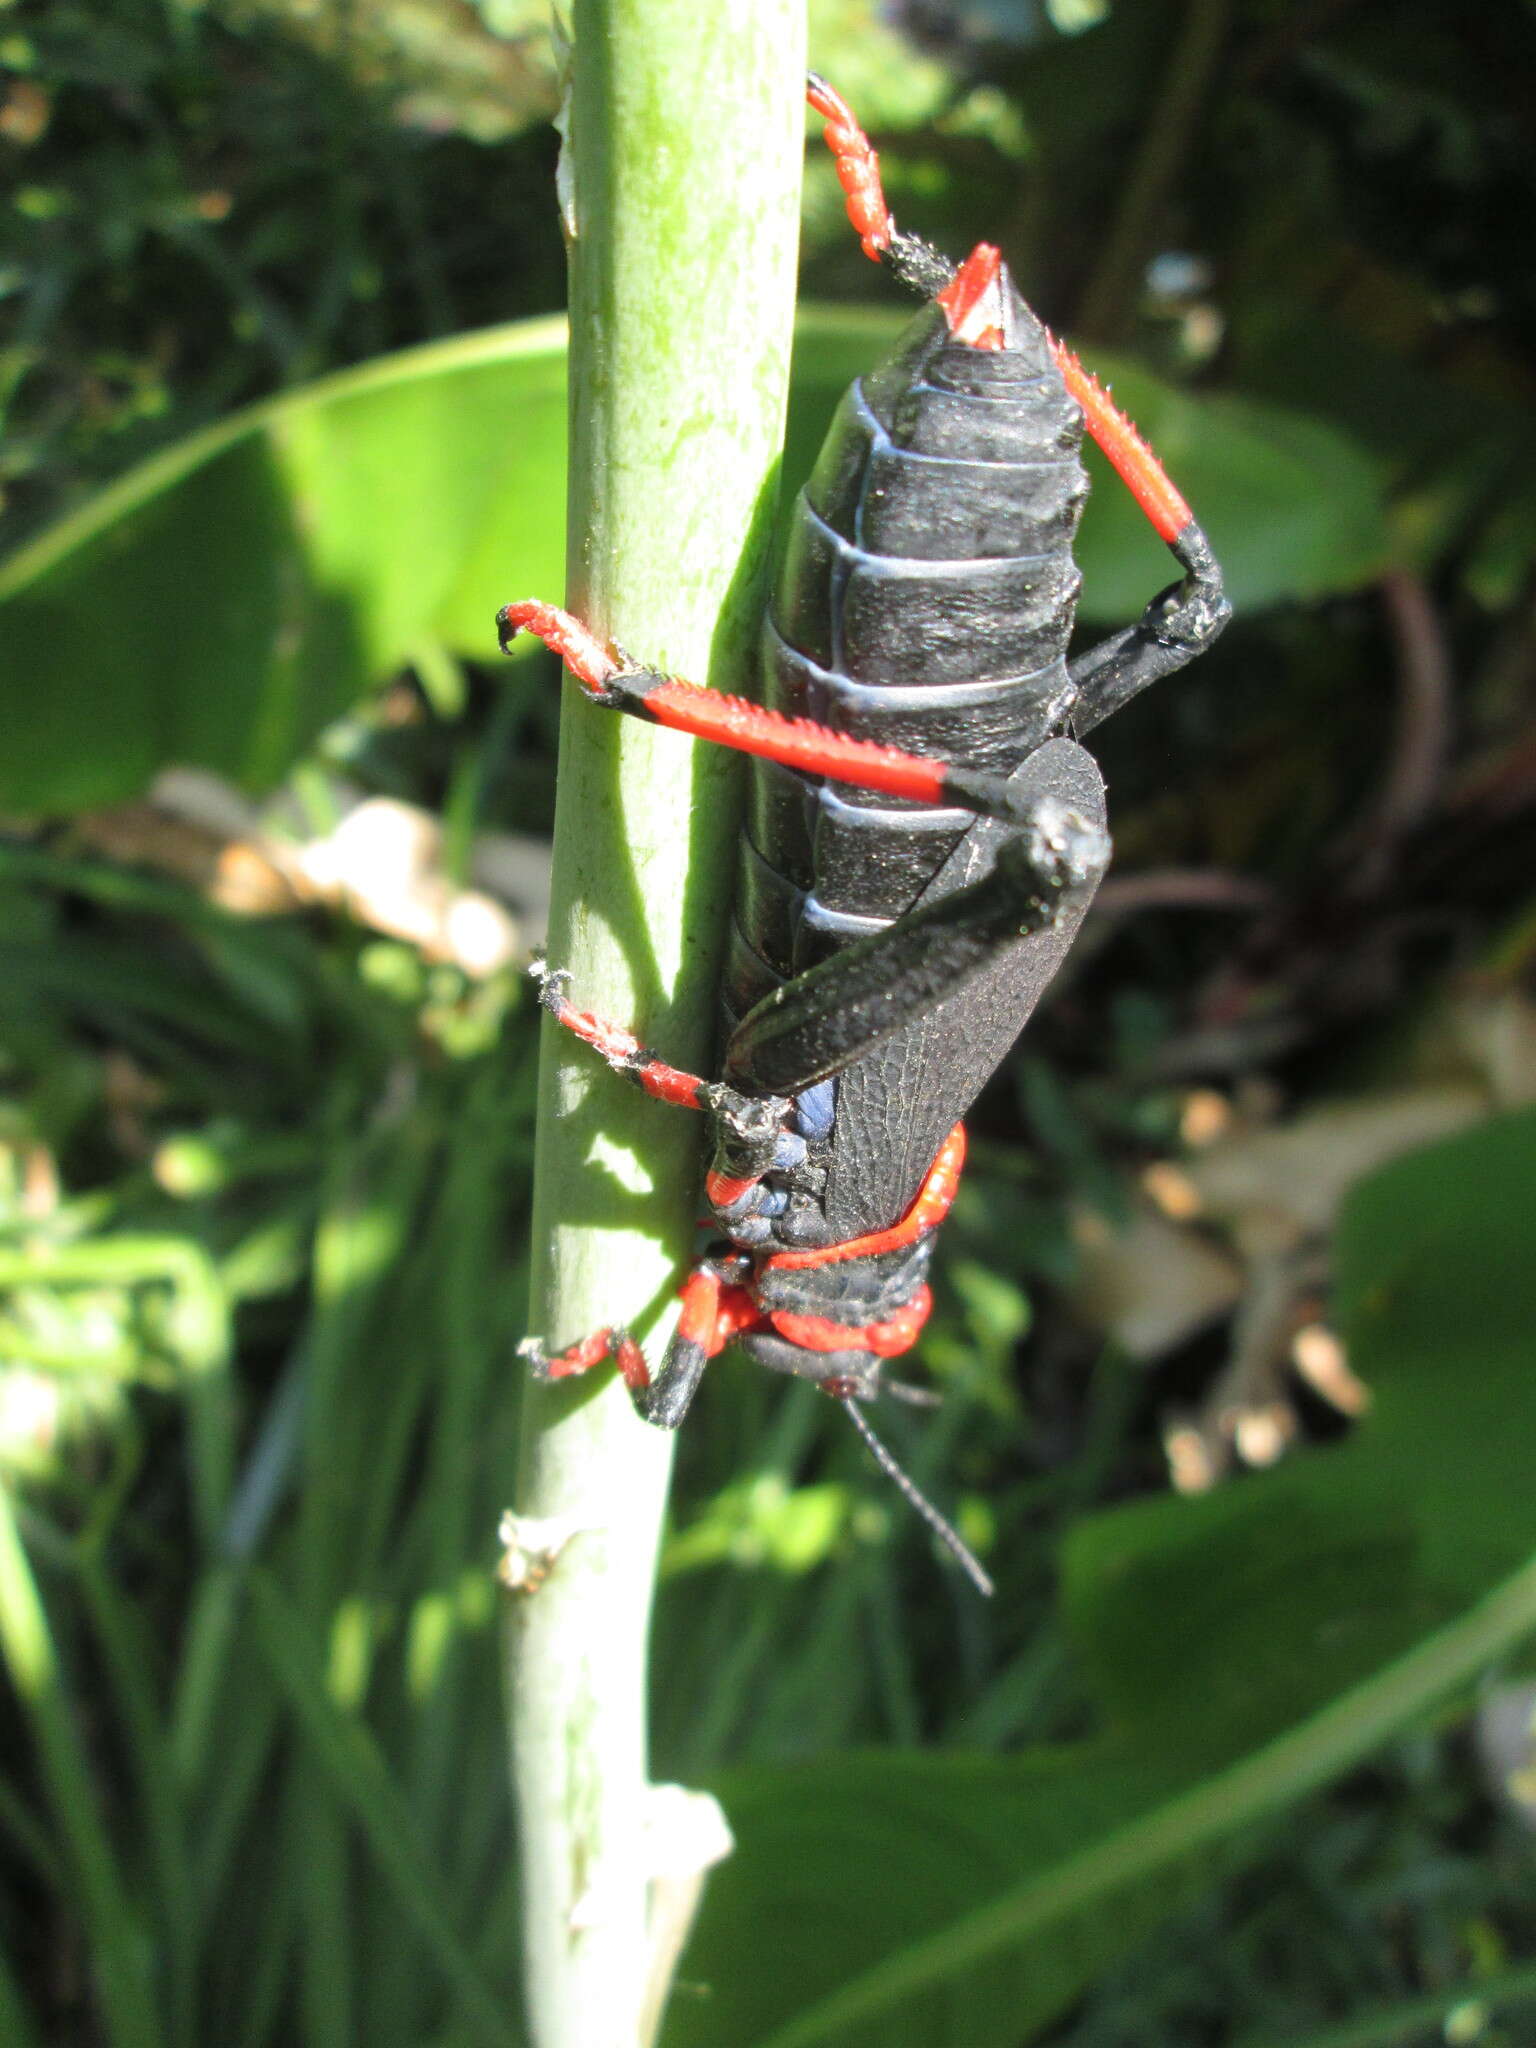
left=1056, top=352, right=1230, bottom=730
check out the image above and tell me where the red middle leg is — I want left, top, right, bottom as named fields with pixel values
left=535, top=966, right=708, bottom=1110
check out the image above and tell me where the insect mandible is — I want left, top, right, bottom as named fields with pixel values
left=501, top=75, right=1231, bottom=1593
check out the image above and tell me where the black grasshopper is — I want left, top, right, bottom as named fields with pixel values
left=502, top=76, right=1229, bottom=1590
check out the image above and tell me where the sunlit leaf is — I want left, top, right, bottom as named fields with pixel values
left=0, top=321, right=567, bottom=814
left=666, top=1110, right=1536, bottom=2047
left=0, top=312, right=1390, bottom=817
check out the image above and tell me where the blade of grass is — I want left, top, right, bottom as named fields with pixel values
left=296, top=1124, right=442, bottom=1608
left=186, top=1627, right=281, bottom=1923
left=0, top=1237, right=234, bottom=1546
left=369, top=1081, right=526, bottom=2045
left=230, top=1867, right=298, bottom=2048
left=0, top=1493, right=159, bottom=2046
left=0, top=1773, right=64, bottom=1889
left=0, top=1938, right=43, bottom=2048
left=247, top=1569, right=520, bottom=2048
left=283, top=1095, right=439, bottom=2048
left=77, top=1554, right=198, bottom=2048
left=505, top=5, right=806, bottom=2045
left=293, top=1755, right=353, bottom=2048
left=1234, top=1958, right=1536, bottom=2048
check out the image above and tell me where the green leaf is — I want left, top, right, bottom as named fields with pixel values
left=0, top=314, right=1390, bottom=817
left=1065, top=1106, right=1536, bottom=1760
left=0, top=321, right=567, bottom=815
left=665, top=1110, right=1536, bottom=2047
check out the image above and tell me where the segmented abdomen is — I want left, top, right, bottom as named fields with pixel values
left=723, top=298, right=1088, bottom=1029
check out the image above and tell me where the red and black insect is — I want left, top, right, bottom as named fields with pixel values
left=502, top=76, right=1230, bottom=1593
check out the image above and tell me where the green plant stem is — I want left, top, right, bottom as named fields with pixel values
left=504, top=7, right=806, bottom=2047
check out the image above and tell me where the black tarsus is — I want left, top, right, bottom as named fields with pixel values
left=884, top=230, right=958, bottom=301
left=1068, top=518, right=1231, bottom=734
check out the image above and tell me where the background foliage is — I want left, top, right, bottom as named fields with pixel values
left=2, top=1, right=1535, bottom=2043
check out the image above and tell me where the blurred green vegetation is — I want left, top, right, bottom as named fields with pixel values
left=3, top=1, right=1536, bottom=2044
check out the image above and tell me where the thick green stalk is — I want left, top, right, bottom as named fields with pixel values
left=505, top=7, right=805, bottom=2047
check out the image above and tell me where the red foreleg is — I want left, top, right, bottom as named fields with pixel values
left=519, top=1264, right=760, bottom=1421
left=519, top=1326, right=651, bottom=1393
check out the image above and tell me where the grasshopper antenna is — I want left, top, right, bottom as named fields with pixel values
left=838, top=1396, right=994, bottom=1597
